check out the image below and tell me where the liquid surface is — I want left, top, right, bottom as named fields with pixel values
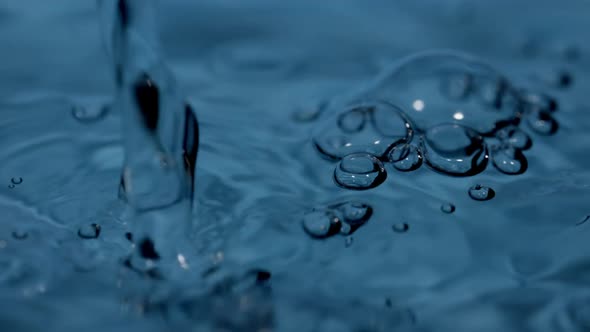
left=1, top=1, right=590, bottom=331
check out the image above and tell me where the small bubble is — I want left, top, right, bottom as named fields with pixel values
left=334, top=153, right=386, bottom=190
left=10, top=177, right=23, bottom=185
left=388, top=144, right=423, bottom=172
left=492, top=146, right=528, bottom=175
left=496, top=126, right=532, bottom=150
left=468, top=184, right=495, bottom=201
left=392, top=223, right=409, bottom=233
left=8, top=184, right=15, bottom=189
left=345, top=237, right=354, bottom=248
left=302, top=210, right=341, bottom=239
left=11, top=230, right=28, bottom=240
left=72, top=104, right=110, bottom=123
left=385, top=298, right=393, bottom=308
left=441, top=203, right=455, bottom=214
left=334, top=201, right=372, bottom=235
left=520, top=90, right=558, bottom=113
left=526, top=110, right=558, bottom=135
left=77, top=223, right=101, bottom=239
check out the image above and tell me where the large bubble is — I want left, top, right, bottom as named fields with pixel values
left=313, top=100, right=413, bottom=160
left=354, top=51, right=522, bottom=136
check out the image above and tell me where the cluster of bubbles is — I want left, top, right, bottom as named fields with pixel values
left=302, top=201, right=373, bottom=239
left=312, top=51, right=560, bottom=190
left=7, top=176, right=23, bottom=189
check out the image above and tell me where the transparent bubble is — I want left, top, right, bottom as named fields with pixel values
left=332, top=201, right=373, bottom=235
left=313, top=101, right=412, bottom=159
left=520, top=89, right=558, bottom=113
left=302, top=210, right=341, bottom=239
left=11, top=230, right=28, bottom=240
left=334, top=153, right=387, bottom=190
left=392, top=223, right=409, bottom=233
left=441, top=203, right=456, bottom=214
left=495, top=126, right=532, bottom=150
left=10, top=177, right=23, bottom=185
left=526, top=110, right=558, bottom=135
left=388, top=144, right=423, bottom=172
left=363, top=51, right=521, bottom=135
left=421, top=124, right=488, bottom=176
left=71, top=104, right=110, bottom=123
left=492, top=146, right=528, bottom=175
left=468, top=184, right=495, bottom=201
left=344, top=237, right=354, bottom=248
left=77, top=223, right=102, bottom=239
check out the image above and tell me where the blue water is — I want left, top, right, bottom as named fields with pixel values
left=1, top=1, right=590, bottom=331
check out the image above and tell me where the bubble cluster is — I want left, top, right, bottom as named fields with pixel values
left=302, top=201, right=373, bottom=240
left=311, top=51, right=559, bottom=190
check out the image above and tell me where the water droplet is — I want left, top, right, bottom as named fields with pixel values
left=71, top=104, right=110, bottom=123
left=527, top=110, right=558, bottom=135
left=492, top=146, right=528, bottom=175
left=313, top=101, right=412, bottom=159
left=468, top=184, right=495, bottom=201
left=388, top=144, right=423, bottom=172
left=334, top=153, right=386, bottom=190
left=392, top=223, right=409, bottom=233
left=11, top=230, right=28, bottom=240
left=302, top=210, right=341, bottom=239
left=496, top=126, right=532, bottom=150
left=10, top=177, right=23, bottom=185
left=441, top=203, right=455, bottom=214
left=421, top=124, right=488, bottom=176
left=77, top=223, right=101, bottom=239
left=345, top=237, right=354, bottom=248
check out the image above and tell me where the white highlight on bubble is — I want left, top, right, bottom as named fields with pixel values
left=412, top=99, right=425, bottom=112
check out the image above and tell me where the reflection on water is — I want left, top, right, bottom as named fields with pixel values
left=1, top=0, right=590, bottom=331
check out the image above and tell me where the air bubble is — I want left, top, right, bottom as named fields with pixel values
left=334, top=153, right=386, bottom=190
left=388, top=144, right=423, bottom=172
left=345, top=237, right=354, bottom=248
left=72, top=104, right=110, bottom=123
left=441, top=203, right=455, bottom=214
left=11, top=177, right=23, bottom=185
left=302, top=210, right=341, bottom=239
left=496, top=126, right=532, bottom=150
left=78, top=223, right=101, bottom=239
left=492, top=146, right=528, bottom=175
left=333, top=201, right=372, bottom=235
left=8, top=184, right=15, bottom=189
left=527, top=110, right=558, bottom=135
left=365, top=52, right=520, bottom=135
left=392, top=223, right=409, bottom=233
left=11, top=230, right=28, bottom=240
left=468, top=184, right=495, bottom=201
left=421, top=124, right=488, bottom=176
left=313, top=101, right=412, bottom=159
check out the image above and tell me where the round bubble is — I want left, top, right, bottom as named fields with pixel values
left=302, top=210, right=341, bottom=239
left=388, top=144, right=423, bottom=172
left=358, top=51, right=521, bottom=135
left=526, top=110, right=558, bottom=135
left=492, top=146, right=528, bottom=175
left=334, top=153, right=387, bottom=190
left=468, top=184, right=495, bottom=201
left=313, top=101, right=412, bottom=160
left=421, top=124, right=488, bottom=176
